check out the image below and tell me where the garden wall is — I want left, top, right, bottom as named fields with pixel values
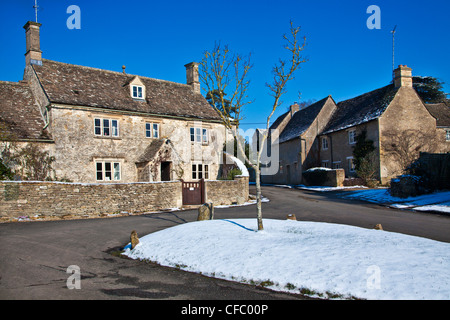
left=0, top=177, right=250, bottom=221
left=0, top=181, right=183, bottom=220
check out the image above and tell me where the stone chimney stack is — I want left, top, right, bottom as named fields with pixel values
left=24, top=21, right=43, bottom=66
left=184, top=62, right=200, bottom=94
left=290, top=103, right=300, bottom=117
left=394, top=65, right=413, bottom=88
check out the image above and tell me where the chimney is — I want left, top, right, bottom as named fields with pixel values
left=394, top=65, right=413, bottom=88
left=23, top=21, right=42, bottom=66
left=290, top=103, right=299, bottom=117
left=184, top=62, right=200, bottom=94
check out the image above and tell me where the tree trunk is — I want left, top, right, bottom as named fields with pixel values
left=255, top=166, right=264, bottom=231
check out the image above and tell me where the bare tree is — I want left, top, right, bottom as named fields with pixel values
left=383, top=129, right=438, bottom=176
left=199, top=21, right=307, bottom=230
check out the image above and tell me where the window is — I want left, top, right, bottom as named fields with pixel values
left=96, top=161, right=121, bottom=181
left=146, top=122, right=160, bottom=138
left=321, top=161, right=329, bottom=168
left=347, top=157, right=355, bottom=172
left=348, top=129, right=356, bottom=144
left=322, top=137, right=329, bottom=150
left=94, top=118, right=119, bottom=137
left=192, top=163, right=209, bottom=180
left=333, top=162, right=341, bottom=169
left=446, top=130, right=450, bottom=141
left=132, top=85, right=143, bottom=99
left=190, top=127, right=208, bottom=144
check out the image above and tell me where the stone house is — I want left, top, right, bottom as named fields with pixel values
left=263, top=65, right=450, bottom=185
left=0, top=21, right=232, bottom=183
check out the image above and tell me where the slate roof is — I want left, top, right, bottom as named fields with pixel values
left=277, top=96, right=332, bottom=143
left=424, top=102, right=450, bottom=127
left=322, top=84, right=398, bottom=134
left=31, top=59, right=221, bottom=121
left=0, top=81, right=51, bottom=141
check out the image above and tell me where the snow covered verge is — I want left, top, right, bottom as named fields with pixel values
left=122, top=219, right=450, bottom=300
left=338, top=189, right=450, bottom=214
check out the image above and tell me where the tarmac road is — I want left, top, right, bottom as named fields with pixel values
left=1, top=185, right=449, bottom=302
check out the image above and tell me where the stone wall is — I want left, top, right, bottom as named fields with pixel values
left=0, top=181, right=182, bottom=219
left=205, top=176, right=249, bottom=206
left=0, top=176, right=250, bottom=220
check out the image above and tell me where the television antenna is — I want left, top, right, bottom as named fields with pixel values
left=391, top=25, right=397, bottom=78
left=33, top=0, right=39, bottom=23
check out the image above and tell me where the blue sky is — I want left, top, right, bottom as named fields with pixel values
left=1, top=0, right=449, bottom=130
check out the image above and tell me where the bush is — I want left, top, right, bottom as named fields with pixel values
left=302, top=168, right=330, bottom=186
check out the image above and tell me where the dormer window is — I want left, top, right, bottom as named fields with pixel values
left=128, top=76, right=146, bottom=100
left=132, top=85, right=143, bottom=99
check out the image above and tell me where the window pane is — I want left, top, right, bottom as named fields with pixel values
left=96, top=162, right=103, bottom=180
left=204, top=165, right=209, bottom=179
left=133, top=86, right=137, bottom=97
left=196, top=128, right=201, bottom=142
left=113, top=163, right=120, bottom=181
left=192, top=164, right=197, bottom=179
left=111, top=120, right=118, bottom=137
left=145, top=123, right=151, bottom=137
left=198, top=164, right=203, bottom=179
left=190, top=128, right=195, bottom=142
left=153, top=123, right=159, bottom=138
left=103, top=119, right=110, bottom=136
left=104, top=162, right=112, bottom=181
left=94, top=119, right=101, bottom=135
left=202, top=128, right=208, bottom=143
left=138, top=87, right=143, bottom=98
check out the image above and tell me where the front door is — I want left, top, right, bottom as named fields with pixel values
left=161, top=162, right=171, bottom=181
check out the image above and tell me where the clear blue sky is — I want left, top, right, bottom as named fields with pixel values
left=1, top=0, right=449, bottom=131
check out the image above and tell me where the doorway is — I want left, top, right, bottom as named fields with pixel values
left=161, top=162, right=171, bottom=181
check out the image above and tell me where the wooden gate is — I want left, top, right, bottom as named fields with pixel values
left=181, top=179, right=204, bottom=205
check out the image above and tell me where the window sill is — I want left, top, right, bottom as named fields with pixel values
left=94, top=135, right=122, bottom=140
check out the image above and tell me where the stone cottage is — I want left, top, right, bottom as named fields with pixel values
left=263, top=65, right=450, bottom=185
left=0, top=21, right=232, bottom=183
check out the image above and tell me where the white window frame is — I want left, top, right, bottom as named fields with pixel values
left=322, top=137, right=329, bottom=150
left=96, top=161, right=121, bottom=181
left=94, top=118, right=119, bottom=137
left=348, top=129, right=356, bottom=145
left=347, top=157, right=356, bottom=172
left=132, top=85, right=144, bottom=99
left=190, top=127, right=209, bottom=144
left=145, top=122, right=160, bottom=138
left=191, top=163, right=209, bottom=180
left=333, top=161, right=341, bottom=169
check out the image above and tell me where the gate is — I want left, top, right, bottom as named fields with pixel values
left=181, top=179, right=204, bottom=205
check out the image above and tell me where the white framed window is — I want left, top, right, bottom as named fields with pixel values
left=446, top=129, right=450, bottom=141
left=322, top=137, right=329, bottom=150
left=321, top=160, right=329, bottom=168
left=96, top=161, right=121, bottom=181
left=191, top=163, right=209, bottom=180
left=190, top=127, right=209, bottom=144
left=94, top=118, right=119, bottom=137
left=347, top=157, right=356, bottom=172
left=132, top=85, right=144, bottom=99
left=145, top=122, right=160, bottom=138
left=348, top=129, right=356, bottom=144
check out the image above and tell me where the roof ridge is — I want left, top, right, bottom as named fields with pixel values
left=40, top=59, right=191, bottom=88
